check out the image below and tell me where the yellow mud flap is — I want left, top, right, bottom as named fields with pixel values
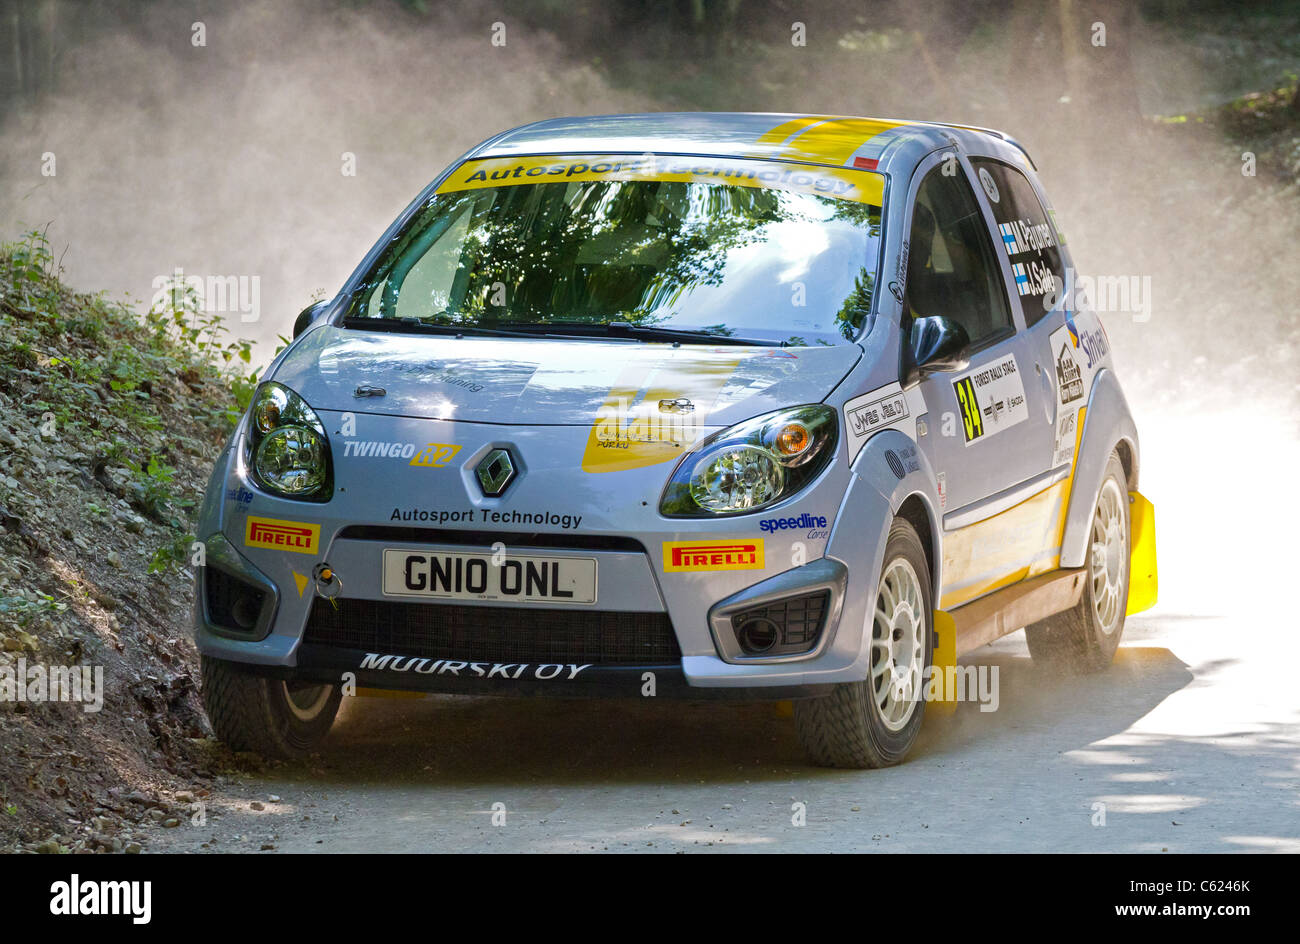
left=927, top=610, right=958, bottom=716
left=1127, top=491, right=1158, bottom=615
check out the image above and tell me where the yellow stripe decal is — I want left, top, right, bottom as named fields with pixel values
left=776, top=117, right=907, bottom=166
left=754, top=115, right=828, bottom=146
left=582, top=354, right=742, bottom=473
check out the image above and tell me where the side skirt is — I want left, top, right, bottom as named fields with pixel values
left=948, top=567, right=1087, bottom=657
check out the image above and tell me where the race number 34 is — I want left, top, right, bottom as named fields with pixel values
left=953, top=377, right=984, bottom=443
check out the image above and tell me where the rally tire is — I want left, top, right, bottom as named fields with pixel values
left=795, top=517, right=932, bottom=768
left=1025, top=452, right=1131, bottom=672
left=201, top=656, right=341, bottom=760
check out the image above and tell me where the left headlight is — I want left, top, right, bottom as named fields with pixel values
left=659, top=405, right=838, bottom=517
left=245, top=382, right=331, bottom=500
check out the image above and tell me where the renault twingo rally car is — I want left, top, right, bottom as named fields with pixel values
left=195, top=113, right=1157, bottom=767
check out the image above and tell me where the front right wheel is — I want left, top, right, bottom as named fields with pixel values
left=202, top=656, right=342, bottom=759
left=795, top=516, right=932, bottom=768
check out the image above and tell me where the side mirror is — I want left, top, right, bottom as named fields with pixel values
left=909, top=315, right=970, bottom=379
left=292, top=301, right=330, bottom=339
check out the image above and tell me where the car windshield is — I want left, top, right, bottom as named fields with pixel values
left=345, top=154, right=884, bottom=346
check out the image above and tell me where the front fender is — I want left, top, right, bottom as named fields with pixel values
left=820, top=429, right=943, bottom=682
left=1061, top=368, right=1138, bottom=569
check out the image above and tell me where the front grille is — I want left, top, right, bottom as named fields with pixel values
left=303, top=598, right=681, bottom=665
left=336, top=526, right=645, bottom=553
left=730, top=590, right=830, bottom=656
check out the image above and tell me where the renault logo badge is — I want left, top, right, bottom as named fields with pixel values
left=475, top=448, right=516, bottom=497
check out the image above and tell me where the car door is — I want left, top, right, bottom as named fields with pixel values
left=901, top=151, right=1057, bottom=609
left=967, top=156, right=1077, bottom=470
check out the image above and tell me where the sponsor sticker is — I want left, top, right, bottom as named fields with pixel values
left=662, top=539, right=764, bottom=572
left=338, top=441, right=461, bottom=466
left=437, top=154, right=885, bottom=206
left=1052, top=409, right=1079, bottom=468
left=358, top=653, right=593, bottom=681
left=1055, top=341, right=1085, bottom=405
left=979, top=166, right=1000, bottom=203
left=583, top=354, right=741, bottom=473
left=841, top=382, right=920, bottom=464
left=410, top=442, right=461, bottom=467
left=759, top=511, right=828, bottom=534
left=224, top=485, right=253, bottom=506
left=245, top=516, right=320, bottom=554
left=389, top=507, right=583, bottom=530
left=951, top=353, right=1028, bottom=446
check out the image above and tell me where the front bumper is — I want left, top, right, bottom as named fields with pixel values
left=194, top=412, right=880, bottom=694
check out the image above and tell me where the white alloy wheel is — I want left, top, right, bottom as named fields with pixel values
left=282, top=681, right=334, bottom=721
left=871, top=557, right=926, bottom=732
left=1090, top=477, right=1127, bottom=636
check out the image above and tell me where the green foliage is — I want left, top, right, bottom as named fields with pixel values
left=145, top=273, right=254, bottom=372
left=0, top=593, right=66, bottom=629
left=0, top=229, right=275, bottom=579
left=149, top=532, right=196, bottom=574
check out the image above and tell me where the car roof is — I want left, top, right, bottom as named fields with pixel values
left=471, top=112, right=1037, bottom=176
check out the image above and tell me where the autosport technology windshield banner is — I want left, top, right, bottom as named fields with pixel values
left=436, top=153, right=885, bottom=206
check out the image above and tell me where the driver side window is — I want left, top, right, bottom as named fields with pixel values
left=905, top=163, right=1012, bottom=347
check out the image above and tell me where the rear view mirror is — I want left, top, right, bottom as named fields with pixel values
left=909, top=315, right=970, bottom=377
left=292, top=301, right=330, bottom=339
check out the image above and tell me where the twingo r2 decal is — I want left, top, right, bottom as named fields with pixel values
left=950, top=353, right=1028, bottom=446
left=841, top=382, right=925, bottom=465
left=436, top=153, right=885, bottom=207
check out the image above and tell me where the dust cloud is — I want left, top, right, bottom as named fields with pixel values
left=0, top=1, right=650, bottom=353
left=3, top=1, right=1297, bottom=617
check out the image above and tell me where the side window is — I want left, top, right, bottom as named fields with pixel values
left=969, top=159, right=1064, bottom=328
left=905, top=163, right=1013, bottom=347
left=390, top=203, right=472, bottom=320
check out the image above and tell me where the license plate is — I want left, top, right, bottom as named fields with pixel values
left=382, top=549, right=597, bottom=604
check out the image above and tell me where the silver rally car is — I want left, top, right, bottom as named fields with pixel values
left=195, top=113, right=1157, bottom=767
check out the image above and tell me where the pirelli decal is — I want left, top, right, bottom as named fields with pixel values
left=662, top=539, right=764, bottom=573
left=245, top=516, right=321, bottom=555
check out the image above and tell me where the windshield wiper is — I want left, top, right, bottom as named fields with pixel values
left=493, top=321, right=784, bottom=347
left=344, top=316, right=783, bottom=346
left=342, top=317, right=541, bottom=339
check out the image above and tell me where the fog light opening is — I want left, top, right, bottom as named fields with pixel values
left=736, top=616, right=780, bottom=655
left=230, top=593, right=261, bottom=631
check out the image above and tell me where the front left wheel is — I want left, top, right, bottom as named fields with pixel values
left=201, top=656, right=342, bottom=759
left=795, top=517, right=933, bottom=768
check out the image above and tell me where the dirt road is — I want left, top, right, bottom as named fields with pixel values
left=150, top=403, right=1300, bottom=853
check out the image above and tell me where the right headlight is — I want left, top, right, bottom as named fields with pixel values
left=659, top=405, right=838, bottom=517
left=245, top=382, right=331, bottom=500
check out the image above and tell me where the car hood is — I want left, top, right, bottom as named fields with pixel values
left=271, top=326, right=861, bottom=428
